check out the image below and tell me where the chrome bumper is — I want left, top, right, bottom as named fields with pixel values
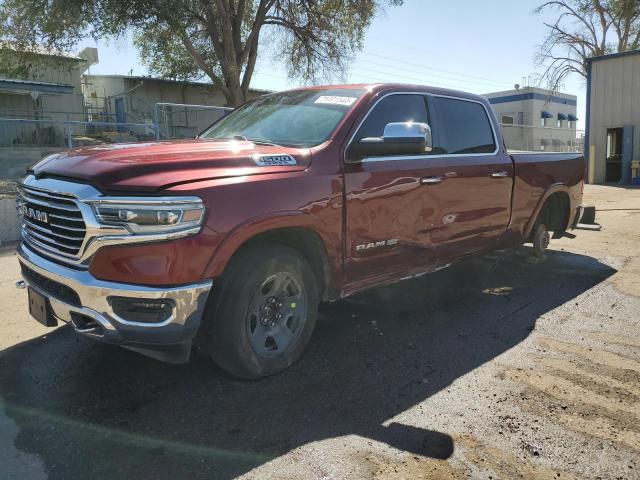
left=17, top=242, right=212, bottom=363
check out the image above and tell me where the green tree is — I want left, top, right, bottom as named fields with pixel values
left=535, top=0, right=640, bottom=88
left=0, top=0, right=402, bottom=105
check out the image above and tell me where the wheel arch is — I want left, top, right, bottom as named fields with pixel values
left=204, top=214, right=337, bottom=301
left=524, top=185, right=573, bottom=240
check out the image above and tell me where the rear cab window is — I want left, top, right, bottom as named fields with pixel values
left=430, top=96, right=496, bottom=155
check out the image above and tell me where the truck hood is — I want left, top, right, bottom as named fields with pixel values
left=31, top=139, right=311, bottom=193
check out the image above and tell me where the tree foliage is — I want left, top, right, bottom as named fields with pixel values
left=0, top=0, right=402, bottom=105
left=535, top=0, right=640, bottom=88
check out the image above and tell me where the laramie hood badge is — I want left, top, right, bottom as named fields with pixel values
left=252, top=154, right=297, bottom=166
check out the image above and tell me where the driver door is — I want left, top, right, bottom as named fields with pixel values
left=343, top=93, right=436, bottom=289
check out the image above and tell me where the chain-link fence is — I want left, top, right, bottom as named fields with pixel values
left=0, top=117, right=157, bottom=148
left=0, top=102, right=233, bottom=148
left=0, top=102, right=234, bottom=180
left=153, top=103, right=232, bottom=140
left=499, top=124, right=585, bottom=153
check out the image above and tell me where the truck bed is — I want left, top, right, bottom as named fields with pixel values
left=508, top=152, right=585, bottom=238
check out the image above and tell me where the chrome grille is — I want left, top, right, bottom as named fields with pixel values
left=18, top=184, right=87, bottom=260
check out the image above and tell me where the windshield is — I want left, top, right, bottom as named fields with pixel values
left=200, top=88, right=366, bottom=148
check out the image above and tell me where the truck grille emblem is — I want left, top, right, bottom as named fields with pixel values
left=23, top=207, right=49, bottom=224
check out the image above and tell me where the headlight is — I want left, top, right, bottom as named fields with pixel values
left=90, top=197, right=205, bottom=234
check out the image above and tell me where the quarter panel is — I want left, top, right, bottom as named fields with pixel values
left=505, top=153, right=584, bottom=246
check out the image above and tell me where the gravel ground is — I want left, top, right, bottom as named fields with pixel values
left=0, top=184, right=639, bottom=480
left=0, top=179, right=18, bottom=198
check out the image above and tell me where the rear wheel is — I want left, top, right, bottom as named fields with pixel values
left=531, top=223, right=550, bottom=257
left=206, top=244, right=319, bottom=379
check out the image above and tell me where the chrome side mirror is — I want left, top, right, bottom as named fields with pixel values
left=382, top=122, right=432, bottom=152
left=347, top=121, right=433, bottom=161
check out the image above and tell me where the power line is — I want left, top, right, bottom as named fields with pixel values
left=355, top=58, right=512, bottom=90
left=347, top=74, right=487, bottom=94
left=253, top=64, right=497, bottom=96
left=252, top=69, right=289, bottom=79
left=346, top=65, right=488, bottom=94
left=255, top=67, right=487, bottom=94
left=361, top=52, right=515, bottom=88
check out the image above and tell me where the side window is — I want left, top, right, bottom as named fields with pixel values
left=355, top=94, right=429, bottom=143
left=431, top=97, right=496, bottom=154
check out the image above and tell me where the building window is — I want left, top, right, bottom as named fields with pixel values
left=501, top=114, right=514, bottom=125
left=557, top=113, right=568, bottom=128
left=517, top=112, right=524, bottom=125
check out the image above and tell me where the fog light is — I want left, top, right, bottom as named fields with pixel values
left=110, top=297, right=174, bottom=324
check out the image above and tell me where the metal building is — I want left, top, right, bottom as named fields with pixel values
left=82, top=75, right=269, bottom=139
left=586, top=50, right=640, bottom=184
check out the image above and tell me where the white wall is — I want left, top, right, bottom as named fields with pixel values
left=0, top=198, right=19, bottom=243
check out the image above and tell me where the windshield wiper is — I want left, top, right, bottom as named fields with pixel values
left=213, top=136, right=287, bottom=147
left=248, top=139, right=283, bottom=147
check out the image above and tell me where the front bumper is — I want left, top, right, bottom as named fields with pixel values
left=17, top=242, right=212, bottom=363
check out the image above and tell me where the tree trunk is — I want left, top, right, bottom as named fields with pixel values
left=224, top=80, right=246, bottom=107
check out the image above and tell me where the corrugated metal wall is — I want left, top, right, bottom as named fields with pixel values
left=589, top=53, right=640, bottom=183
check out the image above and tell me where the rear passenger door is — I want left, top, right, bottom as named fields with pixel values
left=422, top=95, right=513, bottom=263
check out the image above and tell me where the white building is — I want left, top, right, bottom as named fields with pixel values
left=483, top=86, right=580, bottom=152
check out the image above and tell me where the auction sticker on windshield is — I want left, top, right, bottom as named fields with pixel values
left=314, top=96, right=357, bottom=106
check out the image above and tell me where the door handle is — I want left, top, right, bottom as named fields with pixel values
left=421, top=176, right=443, bottom=185
left=490, top=171, right=510, bottom=178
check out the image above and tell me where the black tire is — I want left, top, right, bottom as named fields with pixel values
left=205, top=243, right=319, bottom=379
left=531, top=223, right=550, bottom=257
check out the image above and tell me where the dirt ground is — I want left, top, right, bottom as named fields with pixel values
left=0, top=184, right=639, bottom=480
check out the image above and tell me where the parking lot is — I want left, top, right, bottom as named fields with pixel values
left=1, top=184, right=639, bottom=480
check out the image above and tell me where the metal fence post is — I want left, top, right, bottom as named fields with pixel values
left=153, top=104, right=160, bottom=140
left=65, top=126, right=73, bottom=148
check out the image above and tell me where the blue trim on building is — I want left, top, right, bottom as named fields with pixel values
left=586, top=49, right=640, bottom=64
left=487, top=92, right=577, bottom=106
left=0, top=79, right=74, bottom=95
left=568, top=114, right=578, bottom=121
left=541, top=110, right=553, bottom=119
left=558, top=113, right=568, bottom=120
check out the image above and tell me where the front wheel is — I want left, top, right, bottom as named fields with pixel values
left=531, top=223, right=550, bottom=257
left=205, top=244, right=319, bottom=379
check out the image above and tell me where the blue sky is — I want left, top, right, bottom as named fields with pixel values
left=77, top=0, right=587, bottom=129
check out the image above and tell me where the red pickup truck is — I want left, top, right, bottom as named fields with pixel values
left=17, top=84, right=585, bottom=378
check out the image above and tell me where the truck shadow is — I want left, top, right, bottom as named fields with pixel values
left=0, top=248, right=615, bottom=479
